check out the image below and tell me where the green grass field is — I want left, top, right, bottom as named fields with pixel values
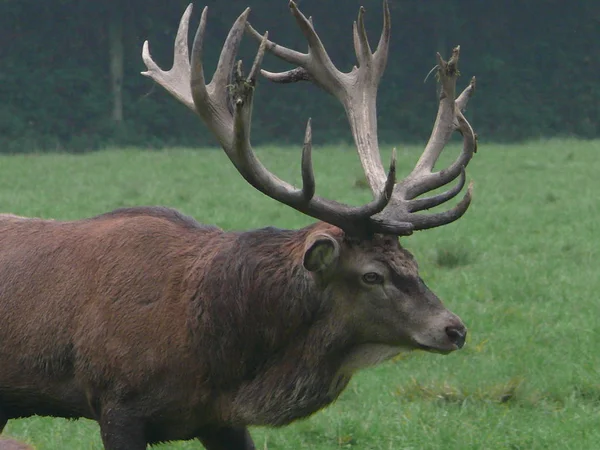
left=2, top=139, right=600, bottom=449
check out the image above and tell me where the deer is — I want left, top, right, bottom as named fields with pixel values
left=0, top=1, right=477, bottom=449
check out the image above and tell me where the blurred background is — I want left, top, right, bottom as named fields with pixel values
left=0, top=0, right=598, bottom=152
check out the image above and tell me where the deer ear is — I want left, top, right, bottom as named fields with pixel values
left=303, top=235, right=340, bottom=273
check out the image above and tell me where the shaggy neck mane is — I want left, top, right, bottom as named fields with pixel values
left=188, top=222, right=342, bottom=388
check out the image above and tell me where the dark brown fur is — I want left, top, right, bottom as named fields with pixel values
left=0, top=207, right=465, bottom=449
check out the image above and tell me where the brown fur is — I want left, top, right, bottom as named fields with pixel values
left=0, top=437, right=34, bottom=450
left=0, top=206, right=465, bottom=449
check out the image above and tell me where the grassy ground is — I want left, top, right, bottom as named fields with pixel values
left=2, top=139, right=600, bottom=449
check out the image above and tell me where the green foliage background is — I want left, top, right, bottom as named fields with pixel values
left=1, top=0, right=598, bottom=152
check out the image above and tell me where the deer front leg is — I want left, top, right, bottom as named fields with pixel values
left=99, top=408, right=147, bottom=450
left=198, top=426, right=256, bottom=450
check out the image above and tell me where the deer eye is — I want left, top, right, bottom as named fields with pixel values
left=362, top=272, right=383, bottom=284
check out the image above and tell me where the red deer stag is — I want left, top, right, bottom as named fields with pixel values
left=0, top=1, right=477, bottom=449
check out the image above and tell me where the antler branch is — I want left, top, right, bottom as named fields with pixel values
left=248, top=1, right=478, bottom=233
left=142, top=4, right=400, bottom=236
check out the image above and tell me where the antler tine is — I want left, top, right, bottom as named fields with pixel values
left=246, top=2, right=345, bottom=97
left=399, top=47, right=477, bottom=200
left=456, top=76, right=476, bottom=113
left=189, top=7, right=251, bottom=147
left=373, top=0, right=391, bottom=76
left=409, top=183, right=473, bottom=231
left=408, top=168, right=466, bottom=213
left=401, top=118, right=475, bottom=200
left=301, top=119, right=316, bottom=201
left=353, top=7, right=372, bottom=66
left=353, top=1, right=391, bottom=77
left=189, top=7, right=209, bottom=101
left=288, top=1, right=330, bottom=63
left=369, top=180, right=472, bottom=235
left=260, top=67, right=312, bottom=84
left=245, top=18, right=307, bottom=67
left=141, top=3, right=194, bottom=111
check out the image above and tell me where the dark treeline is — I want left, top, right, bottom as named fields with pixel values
left=0, top=0, right=598, bottom=152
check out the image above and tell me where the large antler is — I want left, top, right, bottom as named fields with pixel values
left=141, top=4, right=403, bottom=236
left=246, top=0, right=478, bottom=234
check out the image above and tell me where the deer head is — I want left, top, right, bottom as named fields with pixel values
left=141, top=1, right=477, bottom=357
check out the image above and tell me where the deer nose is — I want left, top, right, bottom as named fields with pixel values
left=445, top=325, right=467, bottom=349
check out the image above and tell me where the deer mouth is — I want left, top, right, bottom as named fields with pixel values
left=415, top=342, right=459, bottom=355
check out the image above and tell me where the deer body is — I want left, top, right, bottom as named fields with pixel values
left=1, top=1, right=479, bottom=448
left=0, top=207, right=460, bottom=447
left=0, top=210, right=322, bottom=425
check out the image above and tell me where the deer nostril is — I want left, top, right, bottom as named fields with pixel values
left=445, top=325, right=467, bottom=349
